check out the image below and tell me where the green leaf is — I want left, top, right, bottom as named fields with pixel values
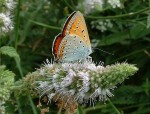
left=0, top=65, right=15, bottom=101
left=0, top=65, right=15, bottom=85
left=142, top=78, right=150, bottom=96
left=147, top=13, right=150, bottom=28
left=0, top=46, right=20, bottom=62
left=112, top=86, right=141, bottom=105
left=99, top=22, right=150, bottom=46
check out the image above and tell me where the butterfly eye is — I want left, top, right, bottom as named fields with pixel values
left=82, top=30, right=84, bottom=33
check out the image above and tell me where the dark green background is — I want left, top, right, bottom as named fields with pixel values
left=1, top=0, right=150, bottom=114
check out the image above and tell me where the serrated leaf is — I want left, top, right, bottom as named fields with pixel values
left=0, top=65, right=15, bottom=85
left=0, top=46, right=20, bottom=62
left=0, top=65, right=15, bottom=101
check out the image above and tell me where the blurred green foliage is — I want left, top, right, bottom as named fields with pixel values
left=0, top=0, right=150, bottom=114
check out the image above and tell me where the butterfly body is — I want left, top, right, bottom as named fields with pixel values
left=52, top=11, right=92, bottom=62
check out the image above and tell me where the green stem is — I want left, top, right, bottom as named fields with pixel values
left=15, top=44, right=37, bottom=114
left=30, top=20, right=61, bottom=30
left=17, top=100, right=23, bottom=114
left=108, top=99, right=121, bottom=114
left=85, top=7, right=150, bottom=19
left=28, top=95, right=38, bottom=114
left=84, top=104, right=106, bottom=113
left=64, top=0, right=75, bottom=11
left=14, top=1, right=23, bottom=113
left=111, top=46, right=150, bottom=63
left=20, top=0, right=45, bottom=44
left=70, top=0, right=76, bottom=9
left=14, top=0, right=21, bottom=50
left=15, top=58, right=23, bottom=78
left=14, top=1, right=42, bottom=113
left=15, top=59, right=38, bottom=114
left=122, top=102, right=150, bottom=110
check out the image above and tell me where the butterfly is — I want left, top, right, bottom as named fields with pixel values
left=52, top=11, right=92, bottom=62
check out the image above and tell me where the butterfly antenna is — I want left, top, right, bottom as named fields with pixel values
left=93, top=47, right=114, bottom=55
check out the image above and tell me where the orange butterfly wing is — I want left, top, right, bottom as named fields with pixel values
left=52, top=11, right=91, bottom=61
left=62, top=11, right=91, bottom=47
left=52, top=33, right=63, bottom=59
left=52, top=12, right=76, bottom=59
left=62, top=11, right=76, bottom=37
